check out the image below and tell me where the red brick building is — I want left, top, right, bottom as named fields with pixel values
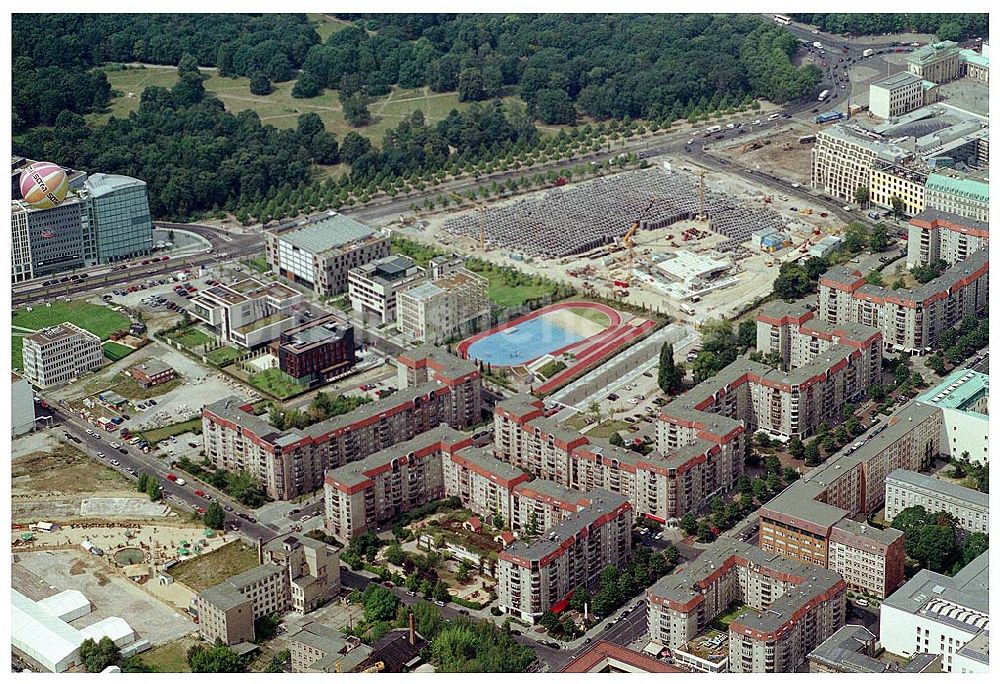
left=273, top=315, right=355, bottom=385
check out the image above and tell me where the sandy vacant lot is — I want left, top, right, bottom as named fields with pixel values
left=15, top=550, right=196, bottom=645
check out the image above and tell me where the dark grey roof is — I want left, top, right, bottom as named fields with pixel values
left=807, top=625, right=885, bottom=673
left=450, top=446, right=527, bottom=482
left=325, top=425, right=467, bottom=487
left=821, top=265, right=864, bottom=286
left=911, top=208, right=988, bottom=234
left=762, top=486, right=846, bottom=529
left=648, top=539, right=844, bottom=634
left=404, top=345, right=478, bottom=378
left=503, top=489, right=629, bottom=562
left=886, top=468, right=989, bottom=510
left=198, top=563, right=284, bottom=611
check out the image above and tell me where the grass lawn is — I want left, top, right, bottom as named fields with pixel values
left=711, top=603, right=757, bottom=630
left=536, top=359, right=567, bottom=379
left=204, top=345, right=242, bottom=366
left=564, top=413, right=592, bottom=430
left=249, top=368, right=303, bottom=399
left=486, top=283, right=555, bottom=308
left=308, top=13, right=353, bottom=42
left=13, top=301, right=129, bottom=339
left=586, top=420, right=630, bottom=439
left=12, top=336, right=25, bottom=371
left=169, top=540, right=259, bottom=593
left=138, top=418, right=202, bottom=445
left=92, top=65, right=529, bottom=144
left=166, top=325, right=215, bottom=350
left=103, top=341, right=135, bottom=362
left=568, top=307, right=612, bottom=327
left=140, top=634, right=201, bottom=672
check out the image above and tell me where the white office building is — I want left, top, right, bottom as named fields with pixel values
left=879, top=551, right=988, bottom=673
left=885, top=469, right=988, bottom=536
left=21, top=322, right=105, bottom=388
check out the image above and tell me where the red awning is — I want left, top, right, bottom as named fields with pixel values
left=551, top=598, right=569, bottom=613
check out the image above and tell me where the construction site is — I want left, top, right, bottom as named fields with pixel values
left=396, top=163, right=842, bottom=321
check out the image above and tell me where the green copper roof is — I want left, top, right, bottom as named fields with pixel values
left=926, top=173, right=989, bottom=202
left=917, top=367, right=988, bottom=416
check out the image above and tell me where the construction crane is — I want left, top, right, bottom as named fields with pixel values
left=450, top=191, right=486, bottom=251
left=621, top=198, right=657, bottom=288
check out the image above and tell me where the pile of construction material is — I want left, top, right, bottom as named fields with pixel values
left=442, top=168, right=789, bottom=258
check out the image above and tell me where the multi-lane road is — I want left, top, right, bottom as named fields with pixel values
left=39, top=399, right=276, bottom=541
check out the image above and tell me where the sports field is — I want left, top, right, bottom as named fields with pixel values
left=12, top=301, right=130, bottom=371
left=13, top=301, right=129, bottom=339
left=93, top=65, right=526, bottom=143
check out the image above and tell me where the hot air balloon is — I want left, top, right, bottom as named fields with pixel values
left=19, top=162, right=69, bottom=209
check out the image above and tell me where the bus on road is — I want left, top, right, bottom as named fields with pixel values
left=818, top=89, right=830, bottom=101
left=773, top=14, right=792, bottom=25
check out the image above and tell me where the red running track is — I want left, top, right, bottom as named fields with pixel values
left=455, top=300, right=622, bottom=361
left=454, top=300, right=652, bottom=396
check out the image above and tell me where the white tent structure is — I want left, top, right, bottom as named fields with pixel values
left=11, top=589, right=136, bottom=672
left=38, top=589, right=92, bottom=622
left=81, top=617, right=136, bottom=647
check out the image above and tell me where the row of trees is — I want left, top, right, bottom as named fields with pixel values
left=925, top=314, right=988, bottom=375
left=791, top=13, right=987, bottom=41
left=174, top=456, right=268, bottom=508
left=681, top=453, right=799, bottom=541
left=300, top=14, right=820, bottom=124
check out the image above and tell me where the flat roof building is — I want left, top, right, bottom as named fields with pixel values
left=273, top=315, right=355, bottom=385
left=187, top=276, right=303, bottom=349
left=879, top=550, right=988, bottom=673
left=916, top=366, right=989, bottom=463
left=22, top=322, right=105, bottom=389
left=868, top=71, right=925, bottom=120
left=396, top=267, right=490, bottom=345
left=885, top=468, right=988, bottom=536
left=348, top=254, right=428, bottom=325
left=265, top=213, right=390, bottom=296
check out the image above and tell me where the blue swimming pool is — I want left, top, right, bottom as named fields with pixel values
left=465, top=313, right=585, bottom=366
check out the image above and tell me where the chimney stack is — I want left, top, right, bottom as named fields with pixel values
left=409, top=613, right=416, bottom=646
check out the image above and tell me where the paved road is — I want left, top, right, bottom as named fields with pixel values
left=39, top=399, right=277, bottom=542
left=341, top=565, right=653, bottom=671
